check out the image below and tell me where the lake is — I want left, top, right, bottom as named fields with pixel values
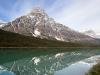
left=0, top=48, right=100, bottom=75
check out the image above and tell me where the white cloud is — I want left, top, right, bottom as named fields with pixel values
left=0, top=19, right=5, bottom=23
left=9, top=0, right=33, bottom=21
left=1, top=0, right=100, bottom=33
left=46, top=0, right=100, bottom=33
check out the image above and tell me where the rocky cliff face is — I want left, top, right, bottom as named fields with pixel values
left=2, top=7, right=95, bottom=42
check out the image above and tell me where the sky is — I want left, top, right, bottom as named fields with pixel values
left=0, top=0, right=100, bottom=33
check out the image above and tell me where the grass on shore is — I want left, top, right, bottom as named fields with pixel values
left=86, top=62, right=100, bottom=75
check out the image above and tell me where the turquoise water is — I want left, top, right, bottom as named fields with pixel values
left=0, top=48, right=100, bottom=75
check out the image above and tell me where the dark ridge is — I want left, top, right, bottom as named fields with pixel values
left=0, top=29, right=99, bottom=47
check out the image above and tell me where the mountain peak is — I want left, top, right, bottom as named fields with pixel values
left=29, top=7, right=45, bottom=15
left=26, top=7, right=48, bottom=21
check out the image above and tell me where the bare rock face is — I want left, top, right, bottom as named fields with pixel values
left=2, top=7, right=95, bottom=42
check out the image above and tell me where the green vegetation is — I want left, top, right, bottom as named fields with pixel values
left=86, top=62, right=100, bottom=75
left=0, top=29, right=99, bottom=47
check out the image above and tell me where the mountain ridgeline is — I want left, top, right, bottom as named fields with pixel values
left=1, top=7, right=100, bottom=47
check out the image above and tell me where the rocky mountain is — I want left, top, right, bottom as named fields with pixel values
left=84, top=30, right=100, bottom=39
left=1, top=7, right=98, bottom=43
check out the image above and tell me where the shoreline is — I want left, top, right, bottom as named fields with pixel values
left=0, top=47, right=100, bottom=48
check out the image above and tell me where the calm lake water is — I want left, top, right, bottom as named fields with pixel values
left=0, top=48, right=100, bottom=75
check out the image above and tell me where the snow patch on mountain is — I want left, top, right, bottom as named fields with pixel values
left=0, top=23, right=6, bottom=28
left=55, top=36, right=61, bottom=41
left=0, top=24, right=3, bottom=28
left=55, top=36, right=64, bottom=41
left=34, top=29, right=41, bottom=37
left=29, top=15, right=35, bottom=19
left=0, top=20, right=6, bottom=28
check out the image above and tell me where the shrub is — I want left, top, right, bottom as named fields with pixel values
left=86, top=63, right=100, bottom=75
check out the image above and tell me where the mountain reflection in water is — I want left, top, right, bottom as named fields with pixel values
left=0, top=48, right=100, bottom=75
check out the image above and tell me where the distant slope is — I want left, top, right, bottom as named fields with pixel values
left=84, top=30, right=100, bottom=39
left=0, top=29, right=99, bottom=47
